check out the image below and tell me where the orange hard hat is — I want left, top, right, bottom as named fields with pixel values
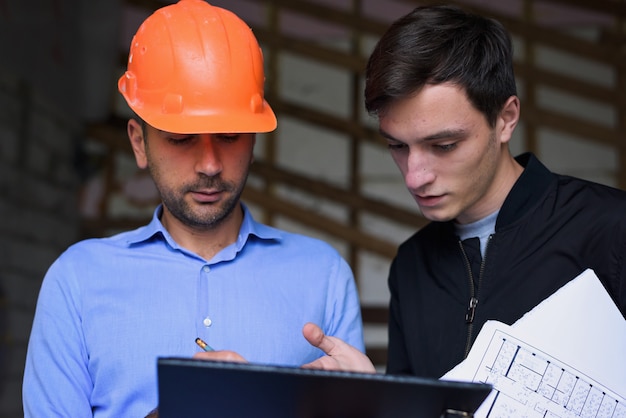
left=118, top=0, right=276, bottom=134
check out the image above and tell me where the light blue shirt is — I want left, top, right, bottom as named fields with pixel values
left=455, top=210, right=499, bottom=257
left=23, top=204, right=364, bottom=418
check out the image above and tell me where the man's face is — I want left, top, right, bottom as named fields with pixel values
left=379, top=83, right=513, bottom=224
left=131, top=122, right=255, bottom=230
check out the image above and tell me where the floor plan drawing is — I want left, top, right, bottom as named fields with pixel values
left=472, top=330, right=626, bottom=418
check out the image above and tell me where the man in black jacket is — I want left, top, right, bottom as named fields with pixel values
left=303, top=4, right=626, bottom=377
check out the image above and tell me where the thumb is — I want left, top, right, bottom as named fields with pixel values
left=302, top=322, right=337, bottom=355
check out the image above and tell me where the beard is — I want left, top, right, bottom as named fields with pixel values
left=155, top=173, right=247, bottom=230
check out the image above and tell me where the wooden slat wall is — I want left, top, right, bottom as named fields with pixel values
left=85, top=0, right=626, bottom=368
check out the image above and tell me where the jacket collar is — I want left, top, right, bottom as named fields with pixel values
left=495, top=152, right=555, bottom=230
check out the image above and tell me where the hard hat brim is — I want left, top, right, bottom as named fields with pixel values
left=135, top=104, right=278, bottom=134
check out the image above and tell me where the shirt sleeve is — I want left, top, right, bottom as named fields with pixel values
left=324, top=255, right=365, bottom=353
left=23, top=255, right=93, bottom=418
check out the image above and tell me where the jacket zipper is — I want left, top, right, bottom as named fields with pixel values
left=458, top=235, right=491, bottom=358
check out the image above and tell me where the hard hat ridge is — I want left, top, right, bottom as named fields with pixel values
left=118, top=0, right=277, bottom=134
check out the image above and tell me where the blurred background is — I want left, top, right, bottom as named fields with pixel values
left=0, top=0, right=624, bottom=415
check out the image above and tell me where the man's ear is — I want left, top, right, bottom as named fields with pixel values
left=498, top=95, right=520, bottom=145
left=127, top=119, right=148, bottom=169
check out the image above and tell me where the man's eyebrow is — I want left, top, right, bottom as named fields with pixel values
left=379, top=127, right=468, bottom=142
left=421, top=129, right=468, bottom=141
left=158, top=129, right=188, bottom=135
left=379, top=128, right=399, bottom=142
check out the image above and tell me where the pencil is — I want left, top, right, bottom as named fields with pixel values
left=195, top=337, right=214, bottom=352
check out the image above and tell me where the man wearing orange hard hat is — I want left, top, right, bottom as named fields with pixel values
left=23, top=1, right=364, bottom=417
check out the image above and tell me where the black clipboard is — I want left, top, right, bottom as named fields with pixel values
left=157, top=357, right=492, bottom=417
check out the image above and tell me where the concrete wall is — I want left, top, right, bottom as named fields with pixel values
left=0, top=0, right=119, bottom=414
left=0, top=70, right=82, bottom=417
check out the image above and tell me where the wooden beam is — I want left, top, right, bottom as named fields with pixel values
left=251, top=160, right=426, bottom=229
left=242, top=185, right=399, bottom=259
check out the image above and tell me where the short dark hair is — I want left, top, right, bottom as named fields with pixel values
left=364, top=5, right=517, bottom=127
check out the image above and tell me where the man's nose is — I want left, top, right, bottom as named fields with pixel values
left=195, top=135, right=222, bottom=176
left=405, top=150, right=435, bottom=190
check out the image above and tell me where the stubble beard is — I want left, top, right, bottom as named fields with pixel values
left=156, top=174, right=247, bottom=231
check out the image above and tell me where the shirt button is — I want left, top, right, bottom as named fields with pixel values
left=203, top=265, right=210, bottom=273
left=203, top=317, right=212, bottom=327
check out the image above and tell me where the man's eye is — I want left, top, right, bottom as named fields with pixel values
left=168, top=136, right=194, bottom=144
left=387, top=143, right=407, bottom=151
left=217, top=134, right=239, bottom=143
left=436, top=143, right=457, bottom=151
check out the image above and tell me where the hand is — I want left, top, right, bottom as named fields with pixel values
left=301, top=322, right=376, bottom=373
left=144, top=407, right=159, bottom=418
left=192, top=350, right=247, bottom=363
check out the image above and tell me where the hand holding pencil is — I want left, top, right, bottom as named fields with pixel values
left=192, top=337, right=248, bottom=363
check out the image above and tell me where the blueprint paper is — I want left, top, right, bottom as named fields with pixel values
left=442, top=269, right=626, bottom=417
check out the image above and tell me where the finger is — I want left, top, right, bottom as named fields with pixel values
left=192, top=350, right=247, bottom=363
left=302, top=322, right=339, bottom=356
left=302, top=322, right=324, bottom=347
left=301, top=356, right=337, bottom=370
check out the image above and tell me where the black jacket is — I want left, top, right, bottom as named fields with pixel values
left=387, top=153, right=626, bottom=378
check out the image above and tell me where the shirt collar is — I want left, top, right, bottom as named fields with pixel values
left=455, top=209, right=499, bottom=241
left=125, top=203, right=282, bottom=260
